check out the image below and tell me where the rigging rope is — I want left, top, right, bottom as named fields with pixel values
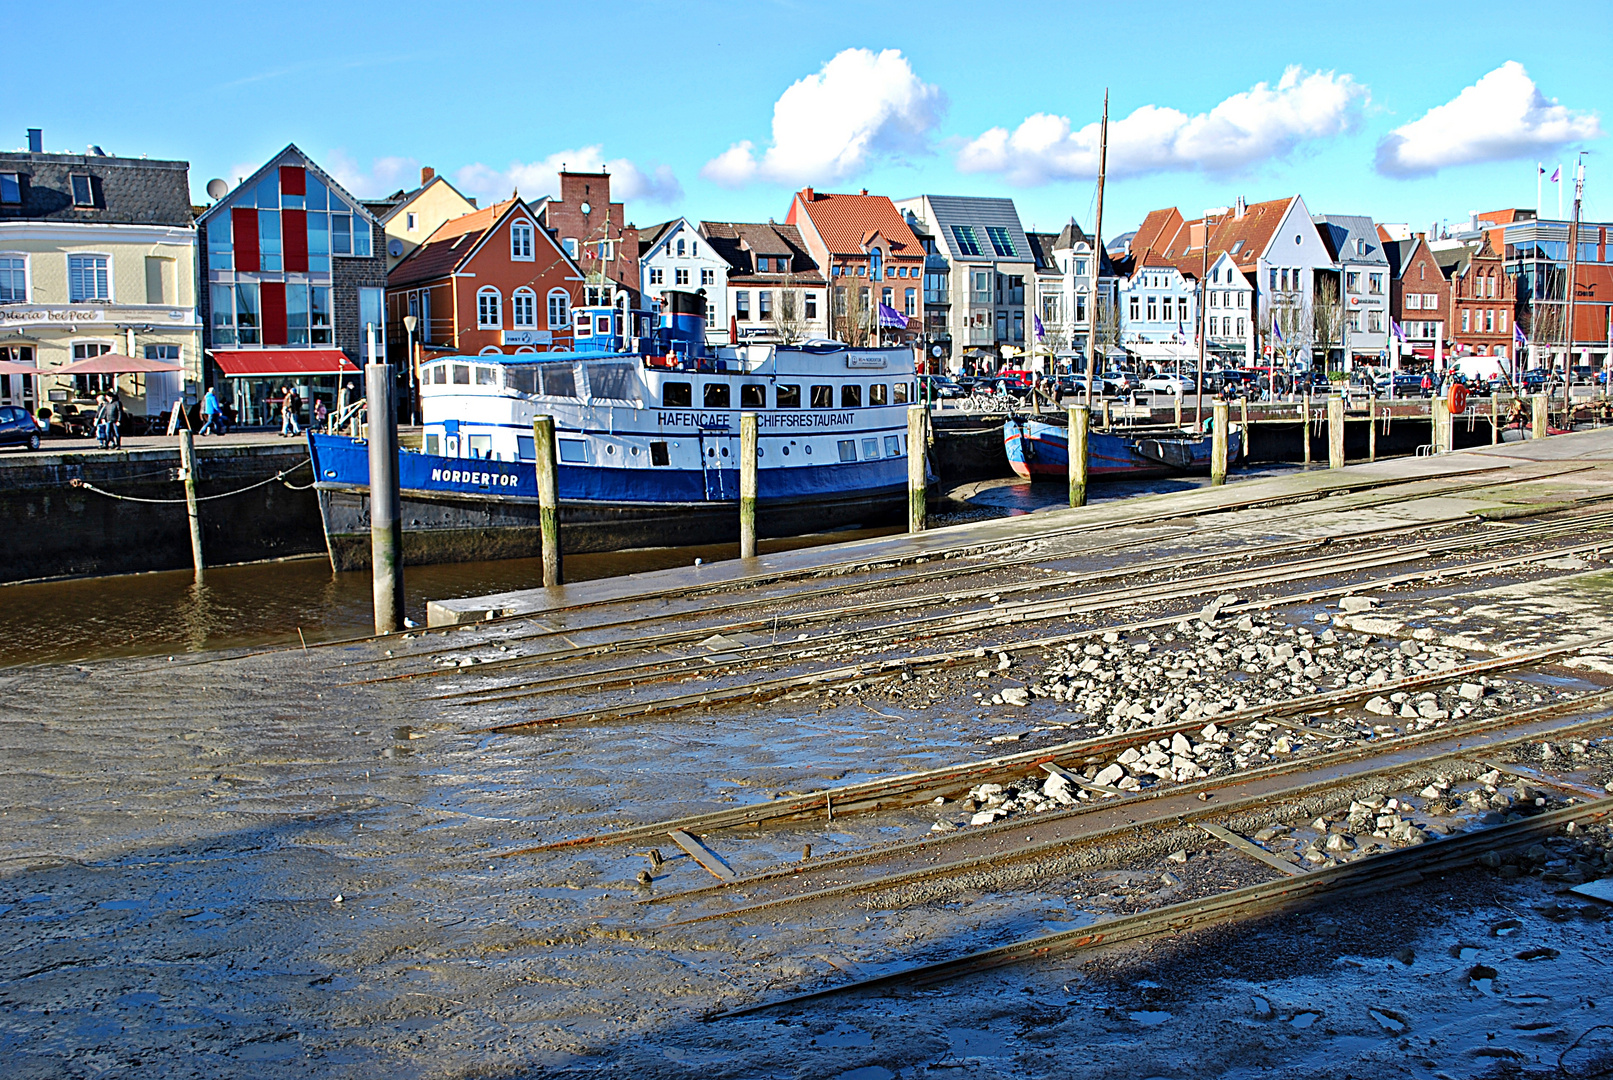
left=69, top=458, right=314, bottom=504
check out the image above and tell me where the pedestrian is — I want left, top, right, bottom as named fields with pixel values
left=200, top=386, right=225, bottom=435
left=93, top=394, right=112, bottom=448
left=313, top=397, right=329, bottom=433
left=280, top=386, right=301, bottom=437
left=107, top=390, right=123, bottom=449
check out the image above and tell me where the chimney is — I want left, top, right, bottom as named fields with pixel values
left=421, top=166, right=435, bottom=185
left=860, top=188, right=868, bottom=196
left=1188, top=221, right=1207, bottom=250
left=1234, top=195, right=1246, bottom=220
left=27, top=128, right=42, bottom=154
left=803, top=186, right=814, bottom=202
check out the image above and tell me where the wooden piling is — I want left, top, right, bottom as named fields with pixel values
left=1491, top=393, right=1500, bottom=445
left=1173, top=393, right=1182, bottom=428
left=366, top=357, right=404, bottom=634
left=1532, top=394, right=1548, bottom=440
left=532, top=415, right=562, bottom=586
left=1067, top=404, right=1089, bottom=508
left=1301, top=395, right=1311, bottom=466
left=739, top=412, right=758, bottom=559
left=1239, top=396, right=1249, bottom=457
left=907, top=405, right=926, bottom=533
left=1432, top=396, right=1452, bottom=454
left=1327, top=395, right=1345, bottom=469
left=1368, top=396, right=1377, bottom=462
left=177, top=428, right=204, bottom=580
left=1210, top=401, right=1229, bottom=487
left=1102, top=399, right=1112, bottom=429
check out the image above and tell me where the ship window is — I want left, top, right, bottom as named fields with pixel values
left=810, top=384, right=833, bottom=408
left=426, top=434, right=440, bottom=455
left=869, top=383, right=887, bottom=406
left=452, top=364, right=470, bottom=384
left=740, top=383, right=765, bottom=407
left=504, top=367, right=537, bottom=394
left=862, top=438, right=879, bottom=460
left=432, top=364, right=446, bottom=384
left=663, top=381, right=692, bottom=407
left=650, top=441, right=669, bottom=466
left=541, top=365, right=576, bottom=398
left=704, top=383, right=730, bottom=408
left=468, top=434, right=492, bottom=459
left=475, top=366, right=496, bottom=385
left=893, top=382, right=909, bottom=404
left=838, top=439, right=858, bottom=462
left=885, top=435, right=902, bottom=457
left=517, top=435, right=534, bottom=460
left=776, top=384, right=801, bottom=408
left=588, top=362, right=637, bottom=401
left=558, top=439, right=588, bottom=463
left=841, top=384, right=861, bottom=408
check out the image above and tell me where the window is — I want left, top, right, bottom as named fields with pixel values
left=1236, top=317, right=1245, bottom=337
left=1404, top=293, right=1421, bottom=311
left=776, top=385, right=801, bottom=407
left=1462, top=309, right=1470, bottom=333
left=0, top=256, right=25, bottom=302
left=841, top=384, right=861, bottom=408
left=1485, top=309, right=1494, bottom=332
left=1129, top=296, right=1140, bottom=321
left=406, top=211, right=418, bottom=232
left=905, top=288, right=916, bottom=316
left=739, top=384, right=766, bottom=408
left=675, top=268, right=689, bottom=286
left=951, top=225, right=983, bottom=257
left=892, top=382, right=909, bottom=404
left=70, top=174, right=95, bottom=207
left=286, top=282, right=310, bottom=345
left=735, top=291, right=750, bottom=320
left=1499, top=309, right=1507, bottom=331
left=971, top=270, right=991, bottom=304
left=805, top=293, right=817, bottom=320
left=72, top=342, right=115, bottom=395
left=547, top=289, right=571, bottom=328
left=0, top=173, right=20, bottom=204
left=1268, top=267, right=1278, bottom=290
left=756, top=256, right=768, bottom=273
left=68, top=254, right=110, bottom=301
left=562, top=237, right=579, bottom=259
left=512, top=288, right=536, bottom=328
left=1367, top=310, right=1382, bottom=333
left=360, top=287, right=384, bottom=348
left=759, top=290, right=772, bottom=319
left=511, top=222, right=533, bottom=260
left=311, top=286, right=332, bottom=344
left=649, top=268, right=664, bottom=285
left=676, top=238, right=685, bottom=257
left=869, top=383, right=887, bottom=406
left=985, top=225, right=1016, bottom=257
left=661, top=381, right=692, bottom=407
left=210, top=283, right=236, bottom=344
left=1146, top=297, right=1157, bottom=321
left=704, top=383, right=730, bottom=408
left=996, top=310, right=1008, bottom=339
left=862, top=437, right=879, bottom=460
left=1346, top=271, right=1360, bottom=293
left=810, top=384, right=833, bottom=408
left=1075, top=294, right=1087, bottom=322
left=558, top=440, right=588, bottom=464
left=1012, top=311, right=1024, bottom=342
left=1369, top=273, right=1384, bottom=295
left=838, top=439, right=858, bottom=462
left=701, top=268, right=715, bottom=286
left=885, top=435, right=902, bottom=457
left=881, top=287, right=893, bottom=309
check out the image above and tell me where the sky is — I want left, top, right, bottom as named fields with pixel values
left=10, top=0, right=1611, bottom=239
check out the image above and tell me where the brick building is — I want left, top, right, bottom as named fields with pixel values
left=1436, top=233, right=1516, bottom=362
left=539, top=171, right=639, bottom=309
left=1384, top=234, right=1451, bottom=368
left=790, top=188, right=924, bottom=348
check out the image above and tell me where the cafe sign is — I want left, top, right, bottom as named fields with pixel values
left=0, top=305, right=107, bottom=326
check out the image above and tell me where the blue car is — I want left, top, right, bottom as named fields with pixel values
left=0, top=405, right=41, bottom=451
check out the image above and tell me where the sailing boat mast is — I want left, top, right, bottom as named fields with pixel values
left=1562, top=155, right=1584, bottom=422
left=1084, top=90, right=1109, bottom=411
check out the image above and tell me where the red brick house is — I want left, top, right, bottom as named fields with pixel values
left=387, top=197, right=584, bottom=362
left=540, top=171, right=640, bottom=308
left=1384, top=233, right=1451, bottom=366
left=1438, top=234, right=1516, bottom=361
left=786, top=188, right=924, bottom=346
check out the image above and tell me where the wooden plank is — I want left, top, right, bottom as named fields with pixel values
left=1197, top=822, right=1306, bottom=877
left=668, top=829, right=736, bottom=880
left=1476, top=760, right=1606, bottom=799
left=1040, top=761, right=1124, bottom=796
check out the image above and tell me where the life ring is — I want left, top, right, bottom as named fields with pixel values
left=1447, top=382, right=1468, bottom=414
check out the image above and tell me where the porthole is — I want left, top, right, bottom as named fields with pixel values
left=708, top=447, right=716, bottom=457
left=607, top=444, right=616, bottom=455
left=631, top=446, right=639, bottom=456
left=721, top=447, right=729, bottom=457
left=782, top=446, right=790, bottom=456
left=805, top=445, right=813, bottom=455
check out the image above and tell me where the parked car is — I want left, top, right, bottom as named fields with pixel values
left=1102, top=370, right=1139, bottom=394
left=919, top=375, right=966, bottom=399
left=1375, top=372, right=1433, bottom=398
left=1519, top=369, right=1558, bottom=393
left=1140, top=374, right=1196, bottom=396
left=0, top=405, right=43, bottom=451
left=1058, top=374, right=1124, bottom=397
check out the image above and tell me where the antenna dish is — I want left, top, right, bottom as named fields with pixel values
left=387, top=238, right=404, bottom=257
left=205, top=178, right=228, bottom=200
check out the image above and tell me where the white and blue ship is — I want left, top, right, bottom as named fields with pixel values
left=308, top=291, right=920, bottom=569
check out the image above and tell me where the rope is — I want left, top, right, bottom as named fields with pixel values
left=69, top=458, right=313, bottom=504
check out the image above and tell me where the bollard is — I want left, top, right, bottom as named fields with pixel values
left=366, top=358, right=404, bottom=634
left=739, top=412, right=758, bottom=559
left=177, top=428, right=204, bottom=580
left=1327, top=395, right=1345, bottom=469
left=1173, top=392, right=1182, bottom=428
left=1532, top=393, right=1548, bottom=440
left=1210, top=401, right=1229, bottom=487
left=907, top=405, right=926, bottom=533
left=1102, top=399, right=1112, bottom=429
left=1491, top=393, right=1500, bottom=445
left=1240, top=396, right=1250, bottom=458
left=1368, top=396, right=1378, bottom=462
left=1301, top=396, right=1311, bottom=466
left=1432, top=396, right=1452, bottom=454
left=1067, top=404, right=1089, bottom=508
left=532, top=415, right=562, bottom=586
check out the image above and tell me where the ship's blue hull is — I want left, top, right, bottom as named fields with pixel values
left=1003, top=417, right=1241, bottom=480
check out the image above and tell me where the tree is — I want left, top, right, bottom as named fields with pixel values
left=833, top=285, right=872, bottom=346
left=1311, top=271, right=1344, bottom=372
left=775, top=273, right=808, bottom=344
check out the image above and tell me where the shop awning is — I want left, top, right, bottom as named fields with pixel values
left=55, top=353, right=182, bottom=375
left=211, top=349, right=358, bottom=378
left=1126, top=343, right=1199, bottom=362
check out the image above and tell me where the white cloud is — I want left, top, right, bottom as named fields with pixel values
left=322, top=152, right=422, bottom=198
left=454, top=145, right=683, bottom=207
left=956, top=67, right=1365, bottom=186
left=701, top=47, right=945, bottom=188
left=1375, top=61, right=1602, bottom=177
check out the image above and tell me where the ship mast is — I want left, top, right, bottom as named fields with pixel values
left=1084, top=90, right=1108, bottom=411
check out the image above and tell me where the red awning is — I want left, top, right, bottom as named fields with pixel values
left=211, top=349, right=358, bottom=378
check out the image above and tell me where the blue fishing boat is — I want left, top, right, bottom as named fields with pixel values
left=308, top=291, right=921, bottom=569
left=1003, top=414, right=1241, bottom=481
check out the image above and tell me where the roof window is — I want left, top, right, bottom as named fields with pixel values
left=70, top=174, right=96, bottom=207
left=951, top=225, right=982, bottom=257
left=0, top=173, right=20, bottom=204
left=986, top=225, right=1016, bottom=257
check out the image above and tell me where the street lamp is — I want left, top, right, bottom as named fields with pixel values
left=402, top=314, right=419, bottom=425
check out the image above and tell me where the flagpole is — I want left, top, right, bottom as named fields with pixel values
left=1563, top=155, right=1584, bottom=422
left=1537, top=163, right=1543, bottom=217
left=1557, top=164, right=1564, bottom=219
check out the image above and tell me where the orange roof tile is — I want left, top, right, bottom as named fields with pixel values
left=788, top=190, right=923, bottom=259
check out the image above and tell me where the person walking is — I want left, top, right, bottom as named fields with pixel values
left=280, top=386, right=301, bottom=437
left=199, top=386, right=225, bottom=435
left=94, top=394, right=113, bottom=449
left=313, top=397, right=329, bottom=433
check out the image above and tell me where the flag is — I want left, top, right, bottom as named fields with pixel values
left=1271, top=320, right=1285, bottom=344
left=1551, top=166, right=1561, bottom=182
left=1540, top=164, right=1547, bottom=175
left=876, top=302, right=908, bottom=329
left=1514, top=323, right=1527, bottom=347
left=1391, top=319, right=1407, bottom=343
left=1034, top=314, right=1045, bottom=340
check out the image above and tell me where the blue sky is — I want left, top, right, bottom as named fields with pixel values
left=11, top=0, right=1610, bottom=236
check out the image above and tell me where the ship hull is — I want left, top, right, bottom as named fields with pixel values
left=1003, top=416, right=1241, bottom=481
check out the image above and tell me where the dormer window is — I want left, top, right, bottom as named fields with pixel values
left=70, top=174, right=95, bottom=207
left=0, top=173, right=20, bottom=204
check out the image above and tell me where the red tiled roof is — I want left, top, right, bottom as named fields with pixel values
left=388, top=199, right=518, bottom=288
left=1132, top=197, right=1296, bottom=279
left=788, top=190, right=923, bottom=259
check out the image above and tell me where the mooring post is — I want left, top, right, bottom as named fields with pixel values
left=1102, top=399, right=1112, bottom=429
left=177, top=428, right=204, bottom=580
left=907, top=404, right=926, bottom=533
left=532, top=415, right=562, bottom=586
left=1327, top=394, right=1345, bottom=469
left=1491, top=393, right=1501, bottom=445
left=365, top=337, right=404, bottom=634
left=1173, top=393, right=1182, bottom=428
left=1210, top=400, right=1229, bottom=487
left=1532, top=393, right=1548, bottom=440
left=1067, top=404, right=1089, bottom=508
left=1368, top=395, right=1378, bottom=462
left=739, top=411, right=758, bottom=559
left=1301, top=395, right=1311, bottom=466
left=1432, top=395, right=1452, bottom=454
left=1240, top=395, right=1250, bottom=458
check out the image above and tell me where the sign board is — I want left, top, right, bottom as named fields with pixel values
left=0, top=306, right=107, bottom=326
left=502, top=329, right=552, bottom=346
left=845, top=353, right=888, bottom=369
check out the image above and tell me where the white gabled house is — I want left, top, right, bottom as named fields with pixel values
left=638, top=218, right=729, bottom=343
